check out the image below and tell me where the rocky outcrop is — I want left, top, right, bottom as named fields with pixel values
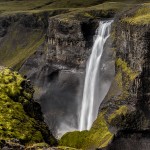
left=0, top=67, right=57, bottom=149
left=47, top=18, right=99, bottom=67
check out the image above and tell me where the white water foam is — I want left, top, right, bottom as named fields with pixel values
left=79, top=20, right=113, bottom=131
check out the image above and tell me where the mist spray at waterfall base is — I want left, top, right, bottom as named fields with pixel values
left=79, top=20, right=113, bottom=131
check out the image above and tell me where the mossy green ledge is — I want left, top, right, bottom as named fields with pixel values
left=0, top=67, right=57, bottom=147
left=59, top=58, right=138, bottom=150
left=59, top=105, right=130, bottom=150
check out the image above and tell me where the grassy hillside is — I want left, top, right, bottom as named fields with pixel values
left=0, top=13, right=47, bottom=69
left=122, top=2, right=150, bottom=25
left=0, top=0, right=149, bottom=14
left=0, top=25, right=44, bottom=69
left=0, top=0, right=103, bottom=14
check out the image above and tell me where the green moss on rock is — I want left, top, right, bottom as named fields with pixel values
left=59, top=112, right=113, bottom=150
left=116, top=58, right=138, bottom=81
left=59, top=131, right=89, bottom=149
left=89, top=112, right=113, bottom=149
left=115, top=58, right=138, bottom=100
left=0, top=67, right=56, bottom=146
left=108, top=105, right=128, bottom=123
left=122, top=4, right=150, bottom=25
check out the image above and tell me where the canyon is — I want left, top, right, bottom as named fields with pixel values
left=0, top=0, right=150, bottom=150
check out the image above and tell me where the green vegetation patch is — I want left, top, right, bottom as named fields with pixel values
left=115, top=58, right=138, bottom=99
left=0, top=0, right=147, bottom=18
left=122, top=3, right=150, bottom=25
left=116, top=58, right=138, bottom=81
left=59, top=112, right=113, bottom=150
left=0, top=24, right=44, bottom=70
left=59, top=131, right=89, bottom=149
left=0, top=0, right=149, bottom=14
left=0, top=68, right=48, bottom=144
left=108, top=105, right=128, bottom=123
left=0, top=0, right=102, bottom=13
left=52, top=2, right=133, bottom=21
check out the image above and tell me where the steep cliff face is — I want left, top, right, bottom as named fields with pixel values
left=47, top=18, right=99, bottom=67
left=98, top=6, right=150, bottom=150
left=19, top=15, right=100, bottom=135
left=59, top=5, right=150, bottom=150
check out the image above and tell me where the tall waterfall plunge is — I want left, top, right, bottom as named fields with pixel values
left=79, top=20, right=113, bottom=131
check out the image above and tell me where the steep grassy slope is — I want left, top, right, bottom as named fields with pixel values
left=0, top=0, right=149, bottom=14
left=0, top=13, right=48, bottom=70
left=0, top=0, right=102, bottom=12
left=0, top=25, right=44, bottom=69
left=123, top=3, right=150, bottom=25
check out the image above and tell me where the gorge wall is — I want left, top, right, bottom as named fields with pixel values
left=0, top=2, right=117, bottom=137
left=18, top=11, right=114, bottom=136
left=99, top=7, right=150, bottom=150
left=0, top=12, right=96, bottom=135
left=59, top=5, right=150, bottom=150
left=19, top=14, right=100, bottom=136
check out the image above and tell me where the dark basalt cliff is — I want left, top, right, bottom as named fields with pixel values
left=59, top=6, right=150, bottom=150
left=47, top=18, right=99, bottom=67
left=18, top=14, right=100, bottom=134
left=99, top=8, right=150, bottom=150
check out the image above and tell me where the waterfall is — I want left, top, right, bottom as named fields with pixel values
left=79, top=20, right=113, bottom=131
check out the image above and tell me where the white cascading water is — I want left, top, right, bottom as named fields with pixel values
left=79, top=20, right=113, bottom=131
